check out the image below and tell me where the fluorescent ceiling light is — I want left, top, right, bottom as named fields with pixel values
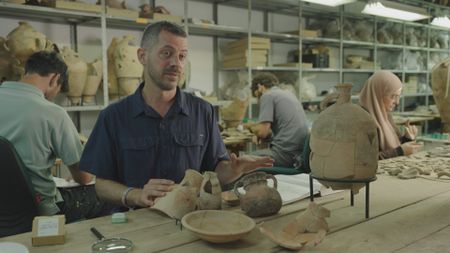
left=431, top=16, right=450, bottom=29
left=301, top=0, right=357, bottom=7
left=362, top=1, right=430, bottom=21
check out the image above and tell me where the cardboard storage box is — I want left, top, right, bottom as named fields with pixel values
left=42, top=0, right=102, bottom=13
left=32, top=215, right=66, bottom=246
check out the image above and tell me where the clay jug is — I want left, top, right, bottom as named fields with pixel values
left=151, top=169, right=203, bottom=220
left=0, top=37, right=21, bottom=81
left=310, top=83, right=378, bottom=192
left=107, top=38, right=120, bottom=100
left=113, top=36, right=142, bottom=96
left=82, top=59, right=103, bottom=105
left=61, top=47, right=88, bottom=106
left=220, top=90, right=249, bottom=128
left=197, top=171, right=222, bottom=210
left=233, top=171, right=282, bottom=218
left=431, top=57, right=450, bottom=133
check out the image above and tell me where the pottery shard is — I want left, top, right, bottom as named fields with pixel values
left=61, top=46, right=88, bottom=106
left=197, top=171, right=222, bottom=210
left=113, top=35, right=143, bottom=96
left=151, top=169, right=203, bottom=220
left=431, top=57, right=450, bottom=133
left=107, top=38, right=120, bottom=100
left=259, top=202, right=330, bottom=250
left=310, top=83, right=378, bottom=192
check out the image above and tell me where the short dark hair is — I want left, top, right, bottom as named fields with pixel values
left=25, top=51, right=68, bottom=92
left=140, top=21, right=187, bottom=49
left=251, top=72, right=279, bottom=94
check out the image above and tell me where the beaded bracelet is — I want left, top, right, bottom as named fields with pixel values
left=121, top=187, right=135, bottom=209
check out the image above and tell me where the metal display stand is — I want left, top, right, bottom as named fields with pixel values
left=309, top=174, right=377, bottom=219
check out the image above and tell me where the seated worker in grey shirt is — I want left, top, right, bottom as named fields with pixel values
left=248, top=72, right=309, bottom=168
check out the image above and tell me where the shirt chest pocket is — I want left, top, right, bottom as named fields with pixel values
left=173, top=132, right=205, bottom=168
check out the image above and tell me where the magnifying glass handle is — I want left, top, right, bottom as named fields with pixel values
left=90, top=227, right=105, bottom=240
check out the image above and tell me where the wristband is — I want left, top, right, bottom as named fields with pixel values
left=121, top=187, right=135, bottom=209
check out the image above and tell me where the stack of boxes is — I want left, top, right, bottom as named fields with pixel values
left=222, top=37, right=270, bottom=68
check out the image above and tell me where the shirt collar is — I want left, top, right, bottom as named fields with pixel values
left=1, top=81, right=45, bottom=99
left=130, top=82, right=190, bottom=118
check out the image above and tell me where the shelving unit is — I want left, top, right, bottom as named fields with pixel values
left=1, top=0, right=449, bottom=129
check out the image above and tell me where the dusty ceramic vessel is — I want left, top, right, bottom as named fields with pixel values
left=5, top=22, right=56, bottom=67
left=431, top=57, right=450, bottom=133
left=151, top=169, right=203, bottom=220
left=0, top=37, right=21, bottom=81
left=113, top=36, right=142, bottom=96
left=197, top=171, right=222, bottom=210
left=233, top=171, right=282, bottom=218
left=259, top=202, right=330, bottom=250
left=82, top=59, right=103, bottom=105
left=61, top=46, right=88, bottom=106
left=107, top=38, right=120, bottom=100
left=220, top=96, right=248, bottom=128
left=310, top=83, right=378, bottom=192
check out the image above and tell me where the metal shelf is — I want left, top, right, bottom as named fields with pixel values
left=64, top=105, right=104, bottom=112
left=0, top=2, right=100, bottom=24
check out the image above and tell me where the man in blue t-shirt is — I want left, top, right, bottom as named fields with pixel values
left=80, top=21, right=273, bottom=210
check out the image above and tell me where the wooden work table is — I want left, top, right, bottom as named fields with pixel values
left=2, top=155, right=450, bottom=252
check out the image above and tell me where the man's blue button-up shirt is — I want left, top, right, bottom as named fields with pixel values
left=80, top=83, right=229, bottom=187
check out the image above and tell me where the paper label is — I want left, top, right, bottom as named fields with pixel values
left=37, top=217, right=59, bottom=237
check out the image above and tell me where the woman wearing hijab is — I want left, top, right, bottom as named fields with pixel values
left=360, top=70, right=422, bottom=159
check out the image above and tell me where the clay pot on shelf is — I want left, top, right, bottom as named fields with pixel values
left=197, top=171, right=222, bottom=210
left=61, top=46, right=88, bottom=106
left=107, top=38, right=120, bottom=100
left=5, top=22, right=56, bottom=68
left=113, top=36, right=142, bottom=96
left=233, top=171, right=282, bottom=218
left=431, top=57, right=450, bottom=133
left=82, top=59, right=103, bottom=105
left=0, top=37, right=21, bottom=81
left=309, top=83, right=378, bottom=192
left=220, top=92, right=249, bottom=129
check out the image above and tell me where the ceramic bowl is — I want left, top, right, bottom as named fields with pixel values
left=181, top=210, right=255, bottom=243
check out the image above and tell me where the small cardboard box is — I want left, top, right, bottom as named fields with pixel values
left=150, top=13, right=183, bottom=24
left=32, top=215, right=66, bottom=246
left=106, top=7, right=139, bottom=19
left=43, top=0, right=102, bottom=13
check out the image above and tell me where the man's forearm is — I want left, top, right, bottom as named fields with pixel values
left=95, top=178, right=129, bottom=206
left=68, top=162, right=93, bottom=185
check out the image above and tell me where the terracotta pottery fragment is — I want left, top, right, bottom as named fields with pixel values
left=310, top=83, right=378, bottom=192
left=197, top=171, right=222, bottom=210
left=151, top=169, right=203, bottom=220
left=0, top=37, right=21, bottom=81
left=259, top=202, right=330, bottom=250
left=107, top=38, right=120, bottom=100
left=234, top=171, right=282, bottom=218
left=431, top=57, right=450, bottom=132
left=220, top=96, right=249, bottom=128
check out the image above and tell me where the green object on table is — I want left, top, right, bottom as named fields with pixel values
left=111, top=212, right=127, bottom=224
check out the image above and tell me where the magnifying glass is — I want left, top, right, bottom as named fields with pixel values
left=90, top=227, right=133, bottom=253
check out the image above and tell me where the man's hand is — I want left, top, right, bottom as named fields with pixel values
left=132, top=179, right=174, bottom=207
left=400, top=141, right=423, bottom=156
left=404, top=120, right=418, bottom=140
left=230, top=153, right=274, bottom=175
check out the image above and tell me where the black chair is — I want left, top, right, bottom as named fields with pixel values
left=0, top=136, right=38, bottom=237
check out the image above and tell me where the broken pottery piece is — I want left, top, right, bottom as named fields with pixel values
left=220, top=92, right=249, bottom=129
left=259, top=202, right=330, bottom=250
left=397, top=167, right=419, bottom=180
left=107, top=38, right=120, bottom=100
left=234, top=171, right=282, bottom=218
left=197, top=171, right=222, bottom=210
left=221, top=191, right=240, bottom=206
left=82, top=59, right=103, bottom=105
left=431, top=57, right=450, bottom=133
left=151, top=169, right=203, bottom=220
left=310, top=83, right=378, bottom=192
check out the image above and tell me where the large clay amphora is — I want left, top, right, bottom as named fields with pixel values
left=82, top=59, right=103, bottom=105
left=0, top=37, right=21, bottom=81
left=310, top=83, right=378, bottom=192
left=431, top=57, right=450, bottom=133
left=234, top=171, right=282, bottom=218
left=5, top=22, right=56, bottom=68
left=113, top=36, right=143, bottom=96
left=220, top=91, right=249, bottom=128
left=107, top=38, right=120, bottom=100
left=61, top=47, right=88, bottom=106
